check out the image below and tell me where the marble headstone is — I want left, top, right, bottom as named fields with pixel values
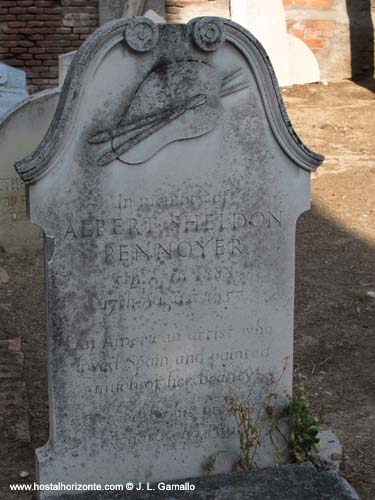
left=0, top=63, right=28, bottom=118
left=15, top=17, right=323, bottom=495
left=0, top=51, right=77, bottom=249
left=0, top=89, right=59, bottom=249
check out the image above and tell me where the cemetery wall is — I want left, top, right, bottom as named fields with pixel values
left=0, top=0, right=98, bottom=93
left=283, top=0, right=375, bottom=81
left=0, top=0, right=374, bottom=91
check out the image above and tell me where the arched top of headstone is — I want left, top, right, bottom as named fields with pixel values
left=0, top=87, right=59, bottom=128
left=15, top=17, right=323, bottom=184
left=0, top=62, right=27, bottom=89
left=0, top=63, right=29, bottom=119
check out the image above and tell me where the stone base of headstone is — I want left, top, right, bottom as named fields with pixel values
left=41, top=463, right=359, bottom=500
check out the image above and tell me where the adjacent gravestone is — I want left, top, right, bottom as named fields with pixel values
left=15, top=17, right=323, bottom=494
left=0, top=89, right=59, bottom=249
left=0, top=63, right=28, bottom=118
left=230, top=0, right=320, bottom=85
left=0, top=50, right=75, bottom=250
left=99, top=0, right=165, bottom=25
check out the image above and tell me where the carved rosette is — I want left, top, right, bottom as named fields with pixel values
left=192, top=18, right=225, bottom=52
left=124, top=17, right=159, bottom=52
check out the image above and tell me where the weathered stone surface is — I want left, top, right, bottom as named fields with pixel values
left=0, top=63, right=29, bottom=119
left=16, top=17, right=323, bottom=493
left=44, top=463, right=360, bottom=500
left=58, top=51, right=77, bottom=87
left=0, top=89, right=59, bottom=249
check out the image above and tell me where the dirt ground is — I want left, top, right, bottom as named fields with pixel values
left=1, top=79, right=374, bottom=499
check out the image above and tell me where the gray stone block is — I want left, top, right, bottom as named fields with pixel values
left=44, top=463, right=360, bottom=500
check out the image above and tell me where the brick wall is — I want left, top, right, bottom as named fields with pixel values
left=283, top=0, right=375, bottom=81
left=0, top=0, right=98, bottom=93
left=166, top=0, right=229, bottom=23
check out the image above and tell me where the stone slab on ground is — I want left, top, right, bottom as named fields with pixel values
left=314, top=430, right=343, bottom=472
left=45, top=463, right=360, bottom=500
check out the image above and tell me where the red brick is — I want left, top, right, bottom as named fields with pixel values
left=0, top=14, right=17, bottom=21
left=17, top=14, right=34, bottom=20
left=33, top=27, right=58, bottom=33
left=65, top=6, right=97, bottom=13
left=63, top=0, right=91, bottom=5
left=39, top=70, right=58, bottom=77
left=38, top=39, right=73, bottom=46
left=18, top=40, right=35, bottom=47
left=313, top=20, right=335, bottom=30
left=44, top=21, right=62, bottom=27
left=25, top=61, right=44, bottom=68
left=16, top=28, right=38, bottom=34
left=35, top=0, right=57, bottom=5
left=306, top=29, right=323, bottom=39
left=2, top=41, right=22, bottom=48
left=6, top=21, right=27, bottom=28
left=9, top=7, right=27, bottom=14
left=35, top=14, right=62, bottom=20
left=28, top=20, right=45, bottom=27
left=305, top=38, right=325, bottom=49
left=29, top=46, right=46, bottom=53
left=26, top=6, right=44, bottom=14
left=45, top=46, right=66, bottom=52
left=10, top=47, right=26, bottom=53
left=35, top=53, right=58, bottom=59
left=31, top=78, right=50, bottom=84
left=289, top=29, right=304, bottom=38
left=310, top=0, right=333, bottom=7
